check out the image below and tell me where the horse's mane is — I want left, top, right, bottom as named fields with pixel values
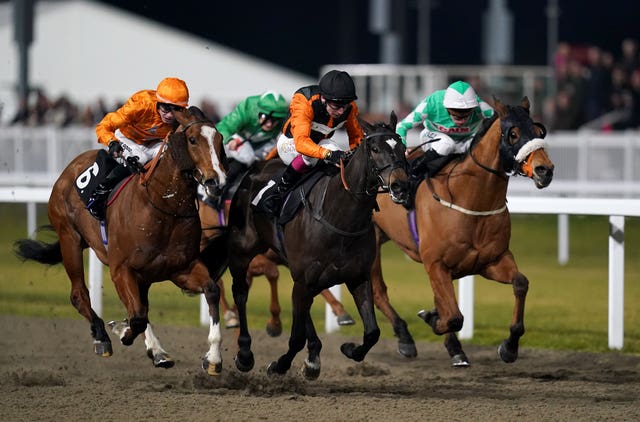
left=469, top=114, right=499, bottom=150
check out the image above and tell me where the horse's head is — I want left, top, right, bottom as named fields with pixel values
left=358, top=111, right=409, bottom=204
left=494, top=97, right=554, bottom=189
left=172, top=106, right=227, bottom=197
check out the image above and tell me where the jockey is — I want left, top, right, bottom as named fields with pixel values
left=254, top=69, right=364, bottom=217
left=396, top=80, right=494, bottom=178
left=87, top=77, right=189, bottom=219
left=213, top=91, right=289, bottom=202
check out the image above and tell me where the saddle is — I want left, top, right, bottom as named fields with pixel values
left=278, top=164, right=339, bottom=226
left=74, top=150, right=117, bottom=206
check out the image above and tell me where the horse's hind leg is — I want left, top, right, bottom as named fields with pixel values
left=58, top=232, right=112, bottom=356
left=320, top=289, right=356, bottom=326
left=370, top=250, right=416, bottom=358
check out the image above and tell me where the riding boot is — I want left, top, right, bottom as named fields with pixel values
left=257, top=164, right=302, bottom=217
left=410, top=149, right=448, bottom=180
left=87, top=164, right=132, bottom=220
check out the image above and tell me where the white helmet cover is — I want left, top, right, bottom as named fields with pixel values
left=443, top=81, right=479, bottom=109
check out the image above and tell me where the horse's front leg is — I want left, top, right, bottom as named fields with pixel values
left=301, top=313, right=322, bottom=380
left=340, top=279, right=380, bottom=362
left=231, top=261, right=254, bottom=372
left=109, top=269, right=149, bottom=346
left=370, top=248, right=416, bottom=358
left=108, top=320, right=175, bottom=368
left=482, top=253, right=528, bottom=363
left=202, top=276, right=223, bottom=375
left=267, top=282, right=313, bottom=376
left=423, top=263, right=464, bottom=335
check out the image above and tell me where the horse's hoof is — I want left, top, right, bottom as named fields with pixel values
left=451, top=353, right=470, bottom=367
left=223, top=310, right=239, bottom=329
left=149, top=351, right=175, bottom=369
left=266, top=322, right=282, bottom=337
left=202, top=359, right=222, bottom=376
left=93, top=340, right=113, bottom=357
left=301, top=358, right=321, bottom=380
left=498, top=341, right=518, bottom=363
left=337, top=313, right=356, bottom=326
left=341, top=342, right=365, bottom=362
left=266, top=361, right=285, bottom=377
left=234, top=351, right=254, bottom=372
left=397, top=342, right=417, bottom=358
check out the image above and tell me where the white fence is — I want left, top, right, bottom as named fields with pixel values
left=1, top=126, right=639, bottom=197
left=1, top=186, right=638, bottom=350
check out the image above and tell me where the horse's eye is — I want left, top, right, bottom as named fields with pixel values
left=371, top=145, right=380, bottom=153
left=509, top=130, right=519, bottom=145
left=188, top=136, right=197, bottom=145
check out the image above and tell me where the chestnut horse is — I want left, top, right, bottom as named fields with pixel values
left=218, top=113, right=408, bottom=379
left=371, top=97, right=554, bottom=366
left=14, top=107, right=229, bottom=375
left=199, top=201, right=355, bottom=336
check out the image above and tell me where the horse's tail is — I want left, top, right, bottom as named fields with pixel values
left=200, top=229, right=229, bottom=281
left=13, top=225, right=63, bottom=265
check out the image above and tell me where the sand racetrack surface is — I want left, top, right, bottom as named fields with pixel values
left=1, top=314, right=638, bottom=421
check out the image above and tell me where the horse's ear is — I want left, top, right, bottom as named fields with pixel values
left=520, top=96, right=531, bottom=113
left=188, top=106, right=207, bottom=121
left=359, top=118, right=373, bottom=135
left=492, top=96, right=507, bottom=118
left=390, top=110, right=397, bottom=129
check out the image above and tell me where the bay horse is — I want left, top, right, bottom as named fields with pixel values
left=371, top=97, right=554, bottom=366
left=219, top=112, right=408, bottom=379
left=14, top=106, right=229, bottom=375
left=199, top=201, right=355, bottom=336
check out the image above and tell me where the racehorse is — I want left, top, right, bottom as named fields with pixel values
left=218, top=112, right=408, bottom=379
left=199, top=201, right=356, bottom=335
left=371, top=97, right=554, bottom=366
left=14, top=106, right=229, bottom=375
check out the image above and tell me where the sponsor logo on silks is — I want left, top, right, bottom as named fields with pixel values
left=434, top=123, right=471, bottom=134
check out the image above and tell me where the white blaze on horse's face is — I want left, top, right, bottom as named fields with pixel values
left=386, top=138, right=398, bottom=149
left=200, top=125, right=226, bottom=186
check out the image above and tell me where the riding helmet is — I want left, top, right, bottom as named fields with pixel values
left=156, top=77, right=189, bottom=107
left=257, top=91, right=289, bottom=119
left=319, top=70, right=357, bottom=103
left=443, top=80, right=479, bottom=109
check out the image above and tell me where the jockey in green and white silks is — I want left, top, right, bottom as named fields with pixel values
left=396, top=80, right=494, bottom=178
left=216, top=91, right=289, bottom=166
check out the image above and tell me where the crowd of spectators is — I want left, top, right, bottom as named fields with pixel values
left=2, top=89, right=222, bottom=128
left=545, top=38, right=640, bottom=131
left=3, top=38, right=640, bottom=133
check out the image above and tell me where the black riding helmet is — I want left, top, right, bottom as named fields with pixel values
left=319, top=70, right=357, bottom=103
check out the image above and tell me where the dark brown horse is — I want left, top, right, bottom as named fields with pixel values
left=218, top=113, right=408, bottom=379
left=199, top=201, right=355, bottom=335
left=14, top=107, right=229, bottom=375
left=371, top=97, right=554, bottom=366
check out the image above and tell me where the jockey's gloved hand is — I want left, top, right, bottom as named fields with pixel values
left=324, top=150, right=345, bottom=165
left=108, top=140, right=123, bottom=159
left=126, top=156, right=145, bottom=174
